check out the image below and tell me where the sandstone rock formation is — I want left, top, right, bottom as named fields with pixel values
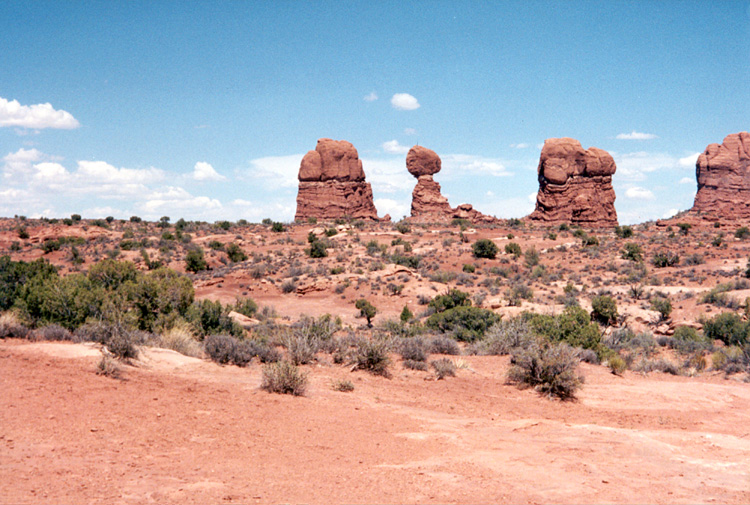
left=407, top=146, right=497, bottom=224
left=691, top=132, right=750, bottom=219
left=295, top=139, right=379, bottom=221
left=528, top=138, right=618, bottom=227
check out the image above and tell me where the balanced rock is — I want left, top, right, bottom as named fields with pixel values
left=691, top=132, right=750, bottom=219
left=407, top=146, right=497, bottom=224
left=528, top=138, right=618, bottom=227
left=295, top=139, right=379, bottom=221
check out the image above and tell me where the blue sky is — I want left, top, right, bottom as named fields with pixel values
left=1, top=0, right=748, bottom=224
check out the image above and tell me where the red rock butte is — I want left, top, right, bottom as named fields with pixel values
left=407, top=146, right=498, bottom=224
left=691, top=132, right=750, bottom=220
left=528, top=138, right=618, bottom=228
left=295, top=138, right=380, bottom=221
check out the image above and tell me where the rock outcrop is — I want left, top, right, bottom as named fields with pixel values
left=295, top=139, right=380, bottom=221
left=407, top=146, right=498, bottom=224
left=528, top=138, right=618, bottom=227
left=691, top=132, right=750, bottom=219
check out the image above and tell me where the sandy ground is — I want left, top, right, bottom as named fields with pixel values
left=2, top=338, right=749, bottom=504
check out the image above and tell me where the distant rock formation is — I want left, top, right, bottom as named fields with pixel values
left=691, top=132, right=750, bottom=219
left=407, top=146, right=497, bottom=224
left=528, top=138, right=618, bottom=228
left=295, top=138, right=380, bottom=221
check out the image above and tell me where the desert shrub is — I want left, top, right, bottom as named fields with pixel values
left=703, top=312, right=749, bottom=346
left=21, top=273, right=106, bottom=330
left=710, top=346, right=749, bottom=374
left=389, top=253, right=421, bottom=269
left=523, top=247, right=540, bottom=268
left=621, top=242, right=643, bottom=262
left=156, top=322, right=203, bottom=358
left=232, top=297, right=258, bottom=318
left=652, top=251, right=679, bottom=268
left=271, top=222, right=285, bottom=233
left=670, top=326, right=712, bottom=355
left=735, top=226, right=750, bottom=239
left=281, top=280, right=297, bottom=294
left=701, top=282, right=746, bottom=309
left=506, top=282, right=534, bottom=306
left=204, top=334, right=253, bottom=366
left=398, top=337, right=428, bottom=362
left=331, top=378, right=355, bottom=392
left=684, top=253, right=704, bottom=266
left=353, top=338, right=391, bottom=377
left=525, top=306, right=602, bottom=353
left=261, top=361, right=308, bottom=396
left=126, top=268, right=195, bottom=332
left=504, top=242, right=522, bottom=258
left=426, top=306, right=501, bottom=342
left=650, top=296, right=673, bottom=320
left=34, top=324, right=74, bottom=341
left=677, top=223, right=692, bottom=235
left=41, top=239, right=61, bottom=254
left=0, top=312, right=30, bottom=339
left=615, top=225, right=633, bottom=238
left=186, top=299, right=243, bottom=338
left=604, top=327, right=656, bottom=357
left=307, top=239, right=328, bottom=258
left=577, top=348, right=599, bottom=364
left=580, top=234, right=599, bottom=247
left=96, top=352, right=122, bottom=379
left=634, top=358, right=680, bottom=375
left=400, top=305, right=414, bottom=323
left=508, top=342, right=582, bottom=400
left=429, top=289, right=472, bottom=313
left=403, top=359, right=429, bottom=371
left=226, top=243, right=247, bottom=262
left=89, top=323, right=143, bottom=360
left=395, top=221, right=411, bottom=234
left=431, top=358, right=457, bottom=379
left=88, top=259, right=138, bottom=291
left=426, top=335, right=461, bottom=355
left=462, top=263, right=476, bottom=273
left=472, top=239, right=498, bottom=259
left=355, top=299, right=377, bottom=327
left=608, top=355, right=627, bottom=375
left=282, top=317, right=330, bottom=365
left=471, top=317, right=535, bottom=355
left=17, top=226, right=29, bottom=239
left=591, top=295, right=618, bottom=325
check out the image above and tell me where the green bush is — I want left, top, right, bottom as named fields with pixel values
left=504, top=242, right=522, bottom=258
left=353, top=338, right=391, bottom=377
left=653, top=251, right=679, bottom=267
left=472, top=239, right=499, bottom=259
left=426, top=305, right=501, bottom=342
left=525, top=306, right=602, bottom=352
left=471, top=317, right=535, bottom=355
left=186, top=299, right=243, bottom=338
left=621, top=242, right=643, bottom=262
left=355, top=299, right=377, bottom=327
left=650, top=296, right=672, bottom=320
left=431, top=358, right=457, bottom=379
left=507, top=342, right=582, bottom=400
left=185, top=247, right=208, bottom=273
left=307, top=239, right=328, bottom=258
left=735, top=226, right=750, bottom=239
left=226, top=243, right=247, bottom=262
left=615, top=225, right=633, bottom=238
left=271, top=222, right=285, bottom=233
left=429, top=289, right=472, bottom=313
left=591, top=295, right=618, bottom=325
left=703, top=312, right=749, bottom=346
left=204, top=334, right=254, bottom=366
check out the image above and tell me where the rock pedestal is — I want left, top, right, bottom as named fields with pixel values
left=295, top=138, right=379, bottom=221
left=528, top=138, right=618, bottom=227
left=691, top=132, right=750, bottom=219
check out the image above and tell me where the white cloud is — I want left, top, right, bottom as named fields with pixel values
left=510, top=143, right=529, bottom=149
left=679, top=177, right=694, bottom=185
left=527, top=192, right=537, bottom=204
left=390, top=93, right=420, bottom=111
left=616, top=131, right=658, bottom=140
left=374, top=198, right=409, bottom=220
left=382, top=140, right=411, bottom=154
left=141, top=186, right=222, bottom=215
left=76, top=160, right=164, bottom=186
left=192, top=161, right=226, bottom=181
left=663, top=208, right=679, bottom=219
left=404, top=128, right=417, bottom=135
left=625, top=187, right=655, bottom=200
left=613, top=151, right=681, bottom=181
left=441, top=154, right=512, bottom=178
left=361, top=157, right=413, bottom=194
left=240, top=154, right=304, bottom=189
left=2, top=148, right=44, bottom=178
left=33, top=162, right=68, bottom=182
left=678, top=152, right=700, bottom=167
left=0, top=97, right=80, bottom=129
left=363, top=92, right=378, bottom=102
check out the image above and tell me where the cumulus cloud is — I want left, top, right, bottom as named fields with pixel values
left=390, top=93, right=420, bottom=111
left=361, top=157, right=413, bottom=194
left=374, top=198, right=410, bottom=220
left=679, top=152, right=701, bottom=167
left=663, top=208, right=680, bottom=219
left=382, top=140, right=411, bottom=154
left=441, top=154, right=512, bottom=178
left=240, top=154, right=304, bottom=189
left=2, top=148, right=44, bottom=178
left=613, top=151, right=685, bottom=181
left=616, top=131, right=658, bottom=140
left=0, top=97, right=80, bottom=130
left=192, top=161, right=226, bottom=181
left=527, top=192, right=537, bottom=204
left=625, top=187, right=655, bottom=200
left=363, top=92, right=378, bottom=102
left=679, top=177, right=694, bottom=185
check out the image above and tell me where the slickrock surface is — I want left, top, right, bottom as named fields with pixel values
left=295, top=138, right=379, bottom=221
left=691, top=132, right=750, bottom=219
left=529, top=138, right=618, bottom=227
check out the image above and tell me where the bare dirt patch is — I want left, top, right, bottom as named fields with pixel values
left=2, top=339, right=749, bottom=504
